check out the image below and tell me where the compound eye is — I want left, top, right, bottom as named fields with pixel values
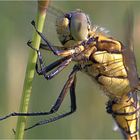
left=70, top=12, right=90, bottom=41
left=56, top=16, right=71, bottom=44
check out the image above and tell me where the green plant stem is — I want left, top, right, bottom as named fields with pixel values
left=15, top=1, right=50, bottom=139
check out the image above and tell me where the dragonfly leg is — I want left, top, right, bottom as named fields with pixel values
left=27, top=40, right=64, bottom=52
left=39, top=43, right=66, bottom=52
left=39, top=43, right=55, bottom=51
left=43, top=57, right=72, bottom=80
left=28, top=40, right=72, bottom=79
left=35, top=56, right=72, bottom=80
left=27, top=40, right=48, bottom=74
left=28, top=40, right=69, bottom=54
left=31, top=20, right=58, bottom=55
left=35, top=56, right=70, bottom=74
left=27, top=40, right=44, bottom=69
left=25, top=65, right=78, bottom=131
left=0, top=65, right=79, bottom=122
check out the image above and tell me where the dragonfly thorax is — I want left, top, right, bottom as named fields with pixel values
left=56, top=10, right=91, bottom=47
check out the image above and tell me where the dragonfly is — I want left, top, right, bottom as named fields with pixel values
left=0, top=6, right=140, bottom=139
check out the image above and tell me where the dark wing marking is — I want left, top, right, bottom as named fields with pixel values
left=122, top=8, right=139, bottom=89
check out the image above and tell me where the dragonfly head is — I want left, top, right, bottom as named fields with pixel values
left=56, top=10, right=91, bottom=45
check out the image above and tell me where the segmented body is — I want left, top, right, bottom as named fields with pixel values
left=83, top=34, right=139, bottom=139
left=107, top=93, right=139, bottom=140
left=84, top=34, right=130, bottom=99
left=83, top=33, right=139, bottom=139
left=55, top=10, right=140, bottom=139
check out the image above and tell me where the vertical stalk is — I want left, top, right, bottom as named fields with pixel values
left=15, top=0, right=50, bottom=139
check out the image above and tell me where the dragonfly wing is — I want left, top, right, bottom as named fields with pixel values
left=122, top=8, right=139, bottom=89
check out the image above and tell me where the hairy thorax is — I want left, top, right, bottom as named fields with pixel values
left=84, top=34, right=131, bottom=100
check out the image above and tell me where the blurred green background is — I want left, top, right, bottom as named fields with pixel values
left=0, top=1, right=140, bottom=139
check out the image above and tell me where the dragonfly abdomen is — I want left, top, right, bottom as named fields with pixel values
left=107, top=94, right=139, bottom=140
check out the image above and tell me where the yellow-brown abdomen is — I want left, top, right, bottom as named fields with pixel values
left=107, top=94, right=139, bottom=140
